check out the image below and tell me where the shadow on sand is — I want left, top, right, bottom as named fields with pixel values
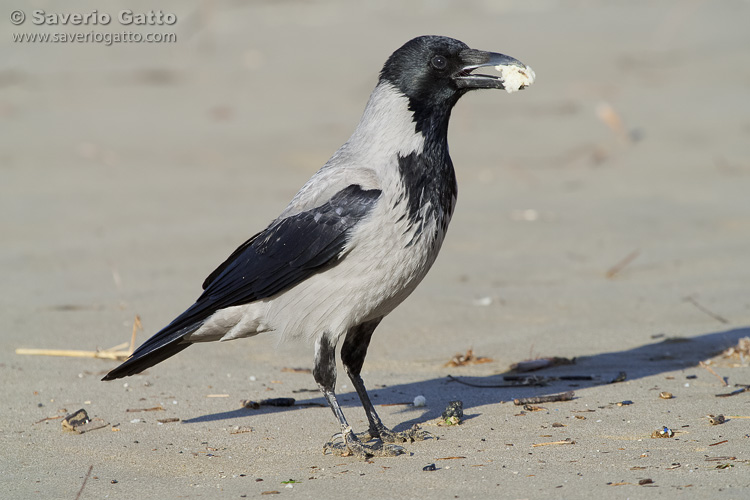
left=182, top=326, right=749, bottom=431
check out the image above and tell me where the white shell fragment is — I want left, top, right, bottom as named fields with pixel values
left=494, top=64, right=535, bottom=93
left=413, top=395, right=427, bottom=407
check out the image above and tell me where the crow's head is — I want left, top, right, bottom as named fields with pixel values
left=379, top=36, right=533, bottom=135
left=380, top=35, right=534, bottom=110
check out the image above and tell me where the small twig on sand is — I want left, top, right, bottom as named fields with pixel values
left=33, top=415, right=64, bottom=424
left=15, top=315, right=142, bottom=361
left=700, top=361, right=728, bottom=387
left=510, top=357, right=575, bottom=372
left=14, top=348, right=131, bottom=360
left=241, top=398, right=297, bottom=409
left=605, top=249, right=640, bottom=279
left=447, top=375, right=544, bottom=388
left=126, top=406, right=165, bottom=413
left=715, top=385, right=750, bottom=398
left=684, top=296, right=729, bottom=324
left=74, top=465, right=93, bottom=500
left=129, top=315, right=142, bottom=354
left=532, top=438, right=575, bottom=447
left=514, top=391, right=575, bottom=405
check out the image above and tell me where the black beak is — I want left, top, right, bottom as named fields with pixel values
left=453, top=49, right=534, bottom=91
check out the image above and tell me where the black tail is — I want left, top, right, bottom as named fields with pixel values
left=101, top=340, right=192, bottom=380
left=101, top=316, right=205, bottom=381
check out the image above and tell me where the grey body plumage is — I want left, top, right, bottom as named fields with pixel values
left=103, top=35, right=533, bottom=457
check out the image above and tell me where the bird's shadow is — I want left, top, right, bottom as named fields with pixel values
left=182, top=326, right=749, bottom=431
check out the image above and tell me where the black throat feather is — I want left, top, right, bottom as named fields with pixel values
left=397, top=98, right=458, bottom=242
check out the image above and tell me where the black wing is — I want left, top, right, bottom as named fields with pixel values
left=103, top=185, right=381, bottom=380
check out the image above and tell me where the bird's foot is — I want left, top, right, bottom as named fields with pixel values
left=323, top=429, right=405, bottom=459
left=364, top=423, right=430, bottom=444
left=380, top=423, right=430, bottom=443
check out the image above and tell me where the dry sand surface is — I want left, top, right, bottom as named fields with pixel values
left=3, top=1, right=750, bottom=498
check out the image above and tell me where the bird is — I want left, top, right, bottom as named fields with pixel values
left=103, top=35, right=534, bottom=458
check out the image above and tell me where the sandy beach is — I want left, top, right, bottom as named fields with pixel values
left=3, top=1, right=750, bottom=498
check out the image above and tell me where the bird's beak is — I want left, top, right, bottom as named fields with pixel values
left=453, top=49, right=535, bottom=92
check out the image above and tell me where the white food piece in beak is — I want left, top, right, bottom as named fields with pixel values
left=494, top=64, right=536, bottom=93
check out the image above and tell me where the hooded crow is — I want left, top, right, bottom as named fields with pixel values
left=103, top=35, right=534, bottom=458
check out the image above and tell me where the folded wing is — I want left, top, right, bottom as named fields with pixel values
left=102, top=184, right=382, bottom=380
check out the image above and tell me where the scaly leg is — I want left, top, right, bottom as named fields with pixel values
left=314, top=334, right=404, bottom=458
left=340, top=319, right=428, bottom=444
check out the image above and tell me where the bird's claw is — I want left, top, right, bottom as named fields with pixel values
left=323, top=431, right=405, bottom=459
left=376, top=424, right=430, bottom=444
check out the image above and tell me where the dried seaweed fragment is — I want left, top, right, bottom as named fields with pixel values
left=444, top=349, right=493, bottom=367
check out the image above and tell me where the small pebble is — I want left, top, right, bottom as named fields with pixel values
left=708, top=414, right=725, bottom=425
left=651, top=426, right=674, bottom=438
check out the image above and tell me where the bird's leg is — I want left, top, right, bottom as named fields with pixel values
left=314, top=335, right=404, bottom=458
left=340, top=319, right=429, bottom=444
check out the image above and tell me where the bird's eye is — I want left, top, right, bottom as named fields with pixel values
left=431, top=55, right=447, bottom=70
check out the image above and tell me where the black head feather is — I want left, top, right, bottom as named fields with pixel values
left=379, top=36, right=471, bottom=136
